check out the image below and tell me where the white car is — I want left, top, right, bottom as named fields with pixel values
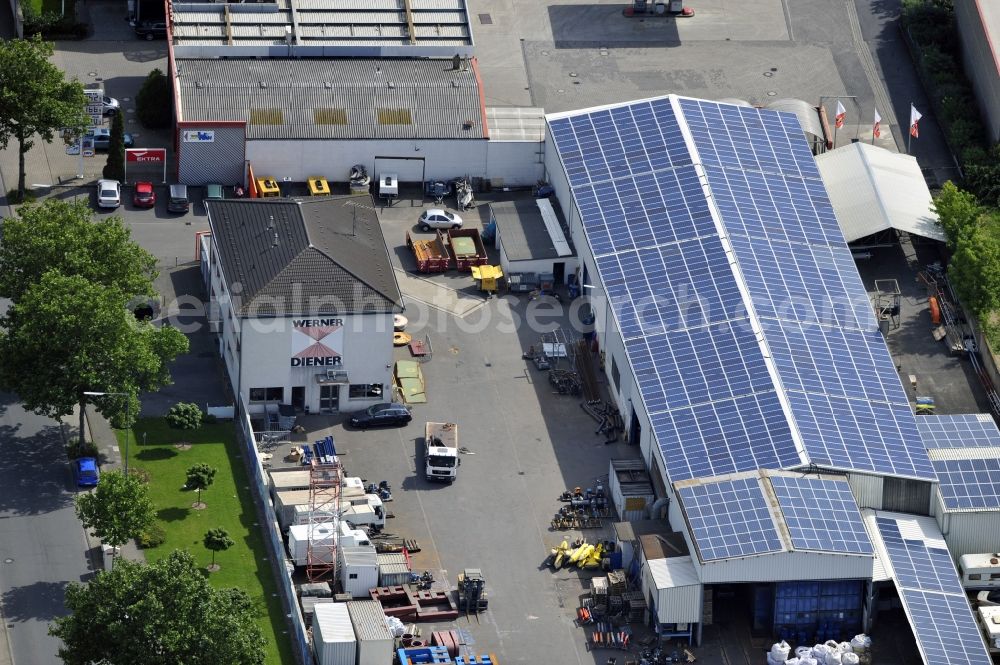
left=97, top=179, right=121, bottom=209
left=418, top=209, right=463, bottom=232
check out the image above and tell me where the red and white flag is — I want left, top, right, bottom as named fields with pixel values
left=873, top=109, right=881, bottom=139
left=835, top=100, right=847, bottom=129
left=910, top=104, right=922, bottom=138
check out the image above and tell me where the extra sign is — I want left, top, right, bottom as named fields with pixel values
left=125, top=148, right=166, bottom=163
left=182, top=130, right=214, bottom=143
left=84, top=89, right=104, bottom=126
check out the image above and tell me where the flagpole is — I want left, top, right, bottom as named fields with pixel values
left=833, top=124, right=838, bottom=149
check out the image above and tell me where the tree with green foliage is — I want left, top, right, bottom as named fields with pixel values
left=186, top=463, right=217, bottom=507
left=933, top=181, right=983, bottom=250
left=949, top=218, right=1000, bottom=316
left=102, top=110, right=125, bottom=181
left=75, top=470, right=155, bottom=565
left=135, top=68, right=172, bottom=129
left=50, top=550, right=267, bottom=665
left=0, top=36, right=89, bottom=201
left=0, top=198, right=157, bottom=301
left=203, top=527, right=234, bottom=570
left=0, top=272, right=189, bottom=446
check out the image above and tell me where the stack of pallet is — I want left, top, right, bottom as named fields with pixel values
left=622, top=590, right=645, bottom=623
left=607, top=570, right=627, bottom=595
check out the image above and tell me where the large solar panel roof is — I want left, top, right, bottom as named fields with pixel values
left=676, top=477, right=782, bottom=561
left=918, top=413, right=1000, bottom=449
left=872, top=514, right=990, bottom=665
left=547, top=95, right=936, bottom=483
left=769, top=476, right=872, bottom=554
left=677, top=473, right=874, bottom=561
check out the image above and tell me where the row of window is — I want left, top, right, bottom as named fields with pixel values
left=248, top=384, right=383, bottom=402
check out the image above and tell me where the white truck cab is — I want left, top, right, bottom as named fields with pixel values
left=425, top=422, right=459, bottom=482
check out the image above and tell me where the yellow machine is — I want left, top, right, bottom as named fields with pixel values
left=471, top=265, right=503, bottom=294
left=307, top=176, right=330, bottom=196
left=255, top=177, right=281, bottom=198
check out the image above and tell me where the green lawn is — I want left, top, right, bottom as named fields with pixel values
left=26, top=0, right=68, bottom=16
left=117, top=419, right=295, bottom=665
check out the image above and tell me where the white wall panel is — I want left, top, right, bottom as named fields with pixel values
left=485, top=140, right=544, bottom=186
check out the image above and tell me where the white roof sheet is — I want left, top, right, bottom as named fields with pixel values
left=816, top=142, right=944, bottom=243
left=647, top=555, right=700, bottom=589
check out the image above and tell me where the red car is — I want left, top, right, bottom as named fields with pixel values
left=133, top=181, right=156, bottom=208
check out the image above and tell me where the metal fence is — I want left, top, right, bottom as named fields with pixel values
left=237, top=405, right=312, bottom=665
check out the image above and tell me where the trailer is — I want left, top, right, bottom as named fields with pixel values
left=425, top=422, right=459, bottom=482
left=406, top=231, right=451, bottom=273
left=444, top=228, right=488, bottom=272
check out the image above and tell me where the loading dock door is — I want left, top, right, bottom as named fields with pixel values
left=373, top=156, right=426, bottom=184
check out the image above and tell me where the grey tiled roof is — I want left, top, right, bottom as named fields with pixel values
left=208, top=196, right=403, bottom=316
left=491, top=199, right=573, bottom=262
left=178, top=58, right=486, bottom=140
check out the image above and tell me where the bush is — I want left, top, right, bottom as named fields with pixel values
left=22, top=5, right=87, bottom=39
left=66, top=439, right=99, bottom=460
left=165, top=402, right=203, bottom=430
left=136, top=69, right=172, bottom=129
left=102, top=112, right=126, bottom=181
left=6, top=189, right=37, bottom=205
left=136, top=522, right=166, bottom=549
left=204, top=414, right=218, bottom=425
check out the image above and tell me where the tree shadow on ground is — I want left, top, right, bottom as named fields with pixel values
left=0, top=580, right=69, bottom=623
left=157, top=506, right=190, bottom=522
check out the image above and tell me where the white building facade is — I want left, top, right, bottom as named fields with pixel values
left=203, top=196, right=403, bottom=415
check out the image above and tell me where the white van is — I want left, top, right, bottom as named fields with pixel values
left=959, top=553, right=1000, bottom=589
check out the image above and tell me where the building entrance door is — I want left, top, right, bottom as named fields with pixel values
left=319, top=385, right=340, bottom=413
left=291, top=386, right=305, bottom=411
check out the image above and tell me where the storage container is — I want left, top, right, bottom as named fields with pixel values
left=288, top=522, right=336, bottom=566
left=313, top=603, right=356, bottom=665
left=340, top=546, right=379, bottom=598
left=608, top=459, right=655, bottom=521
left=347, top=600, right=394, bottom=665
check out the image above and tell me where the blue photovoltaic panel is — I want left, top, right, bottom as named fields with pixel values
left=624, top=321, right=773, bottom=414
left=678, top=98, right=821, bottom=181
left=899, top=590, right=992, bottom=665
left=768, top=476, right=873, bottom=554
left=875, top=517, right=962, bottom=593
left=786, top=392, right=935, bottom=479
left=704, top=165, right=843, bottom=246
left=596, top=237, right=743, bottom=340
left=548, top=98, right=690, bottom=190
left=932, top=459, right=1000, bottom=510
left=574, top=166, right=717, bottom=258
left=764, top=320, right=910, bottom=406
left=730, top=235, right=878, bottom=332
left=653, top=392, right=802, bottom=481
left=918, top=414, right=1000, bottom=449
left=677, top=478, right=783, bottom=561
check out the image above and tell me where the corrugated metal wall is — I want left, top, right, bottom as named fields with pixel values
left=847, top=472, right=883, bottom=510
left=881, top=477, right=932, bottom=515
left=698, top=551, right=873, bottom=585
left=953, top=1, right=1000, bottom=142
left=486, top=140, right=544, bottom=186
left=940, top=511, right=1000, bottom=560
left=178, top=125, right=246, bottom=185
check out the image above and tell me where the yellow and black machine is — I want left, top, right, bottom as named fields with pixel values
left=307, top=176, right=330, bottom=196
left=255, top=177, right=281, bottom=198
left=471, top=265, right=503, bottom=295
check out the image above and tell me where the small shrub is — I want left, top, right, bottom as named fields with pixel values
left=204, top=414, right=218, bottom=425
left=66, top=439, right=99, bottom=460
left=165, top=402, right=203, bottom=430
left=6, top=189, right=36, bottom=205
left=137, top=523, right=166, bottom=549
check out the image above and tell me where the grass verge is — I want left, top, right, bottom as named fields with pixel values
left=118, top=418, right=294, bottom=665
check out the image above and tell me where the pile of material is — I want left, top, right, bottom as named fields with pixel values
left=574, top=569, right=646, bottom=627
left=547, top=539, right=607, bottom=569
left=769, top=636, right=871, bottom=665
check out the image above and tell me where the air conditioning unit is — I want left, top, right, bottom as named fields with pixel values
left=208, top=320, right=222, bottom=333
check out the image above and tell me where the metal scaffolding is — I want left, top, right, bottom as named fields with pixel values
left=306, top=454, right=341, bottom=583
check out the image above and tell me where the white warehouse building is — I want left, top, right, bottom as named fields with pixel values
left=202, top=195, right=403, bottom=415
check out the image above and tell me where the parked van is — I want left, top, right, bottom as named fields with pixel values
left=167, top=184, right=190, bottom=213
left=959, top=553, right=1000, bottom=589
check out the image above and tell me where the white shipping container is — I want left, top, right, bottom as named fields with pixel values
left=339, top=522, right=372, bottom=548
left=609, top=459, right=655, bottom=521
left=340, top=546, right=379, bottom=598
left=347, top=600, right=394, bottom=665
left=293, top=503, right=337, bottom=527
left=268, top=469, right=311, bottom=496
left=288, top=522, right=337, bottom=566
left=313, top=603, right=356, bottom=665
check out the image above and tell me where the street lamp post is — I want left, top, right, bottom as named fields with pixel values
left=83, top=391, right=131, bottom=475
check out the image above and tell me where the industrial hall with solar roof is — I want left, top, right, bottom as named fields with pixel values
left=542, top=94, right=1000, bottom=665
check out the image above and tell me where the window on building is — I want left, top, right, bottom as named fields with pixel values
left=969, top=574, right=982, bottom=580
left=349, top=384, right=384, bottom=399
left=348, top=573, right=358, bottom=580
left=249, top=387, right=284, bottom=402
left=611, top=356, right=620, bottom=394
left=991, top=573, right=1000, bottom=581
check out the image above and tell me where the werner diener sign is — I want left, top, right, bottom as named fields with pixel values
left=291, top=319, right=343, bottom=367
